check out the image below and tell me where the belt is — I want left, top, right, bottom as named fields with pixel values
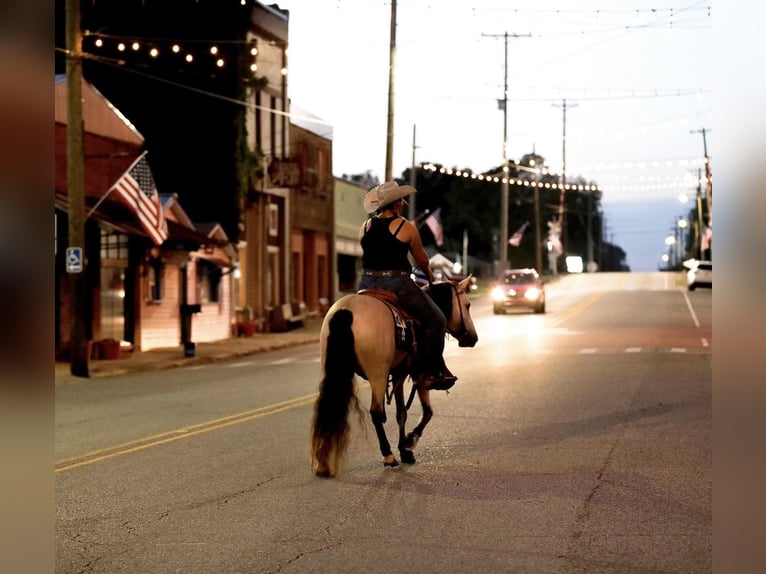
left=362, top=269, right=410, bottom=277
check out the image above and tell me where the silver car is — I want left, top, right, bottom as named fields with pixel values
left=687, top=260, right=712, bottom=291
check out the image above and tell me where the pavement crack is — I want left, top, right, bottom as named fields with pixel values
left=157, top=477, right=278, bottom=519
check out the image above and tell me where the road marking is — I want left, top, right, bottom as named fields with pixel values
left=670, top=347, right=687, bottom=353
left=625, top=347, right=642, bottom=353
left=225, top=361, right=255, bottom=368
left=551, top=291, right=606, bottom=326
left=56, top=393, right=317, bottom=473
left=55, top=381, right=371, bottom=474
left=681, top=290, right=701, bottom=328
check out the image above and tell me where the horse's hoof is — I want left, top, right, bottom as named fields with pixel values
left=400, top=450, right=416, bottom=464
left=313, top=464, right=334, bottom=478
left=405, top=433, right=420, bottom=450
left=383, top=455, right=399, bottom=468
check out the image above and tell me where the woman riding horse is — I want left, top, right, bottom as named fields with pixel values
left=310, top=182, right=479, bottom=477
left=357, top=181, right=456, bottom=391
left=311, top=275, right=478, bottom=477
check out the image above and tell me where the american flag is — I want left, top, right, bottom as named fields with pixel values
left=425, top=208, right=444, bottom=247
left=110, top=152, right=168, bottom=245
left=509, top=222, right=529, bottom=247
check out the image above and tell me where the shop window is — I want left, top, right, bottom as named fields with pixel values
left=100, top=229, right=129, bottom=261
left=197, top=259, right=221, bottom=304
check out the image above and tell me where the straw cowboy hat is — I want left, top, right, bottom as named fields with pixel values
left=362, top=181, right=416, bottom=214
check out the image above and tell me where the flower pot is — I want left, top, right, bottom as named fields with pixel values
left=99, top=339, right=121, bottom=360
left=237, top=321, right=257, bottom=337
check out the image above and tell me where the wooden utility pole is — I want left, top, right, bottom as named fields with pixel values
left=66, top=0, right=89, bottom=376
left=384, top=0, right=397, bottom=181
left=408, top=124, right=416, bottom=220
left=552, top=98, right=577, bottom=260
left=690, top=127, right=712, bottom=221
left=695, top=167, right=704, bottom=259
left=482, top=31, right=531, bottom=270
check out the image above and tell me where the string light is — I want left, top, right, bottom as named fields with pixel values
left=83, top=33, right=264, bottom=79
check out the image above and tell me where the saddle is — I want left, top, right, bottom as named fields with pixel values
left=357, top=288, right=418, bottom=356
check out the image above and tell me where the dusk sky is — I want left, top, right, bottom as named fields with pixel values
left=276, top=0, right=712, bottom=271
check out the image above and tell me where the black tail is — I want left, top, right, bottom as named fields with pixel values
left=310, top=309, right=361, bottom=477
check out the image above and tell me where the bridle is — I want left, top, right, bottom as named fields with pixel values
left=447, top=282, right=473, bottom=345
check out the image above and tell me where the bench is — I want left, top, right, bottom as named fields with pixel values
left=271, top=301, right=307, bottom=331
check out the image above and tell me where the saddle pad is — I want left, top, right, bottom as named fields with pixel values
left=358, top=289, right=415, bottom=351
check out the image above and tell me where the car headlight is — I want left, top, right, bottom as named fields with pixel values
left=524, top=287, right=540, bottom=301
left=491, top=287, right=505, bottom=301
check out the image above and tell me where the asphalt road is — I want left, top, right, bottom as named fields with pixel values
left=55, top=272, right=712, bottom=573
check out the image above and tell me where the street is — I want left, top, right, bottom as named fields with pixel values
left=55, top=272, right=712, bottom=573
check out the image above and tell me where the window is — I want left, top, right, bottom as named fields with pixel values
left=197, top=259, right=221, bottom=304
left=145, top=258, right=163, bottom=303
left=100, top=229, right=129, bottom=261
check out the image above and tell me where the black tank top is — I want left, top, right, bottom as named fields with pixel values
left=361, top=216, right=410, bottom=271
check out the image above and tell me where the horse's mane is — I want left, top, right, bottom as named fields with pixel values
left=426, top=282, right=453, bottom=316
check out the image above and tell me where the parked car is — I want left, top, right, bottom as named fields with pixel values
left=687, top=260, right=712, bottom=291
left=491, top=268, right=546, bottom=314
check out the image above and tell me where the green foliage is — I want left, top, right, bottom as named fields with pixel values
left=402, top=157, right=610, bottom=272
left=234, top=109, right=262, bottom=199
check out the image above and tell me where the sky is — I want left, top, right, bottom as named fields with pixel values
left=274, top=0, right=713, bottom=271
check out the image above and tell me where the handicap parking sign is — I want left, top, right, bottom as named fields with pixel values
left=66, top=247, right=83, bottom=273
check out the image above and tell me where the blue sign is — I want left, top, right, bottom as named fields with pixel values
left=66, top=247, right=83, bottom=273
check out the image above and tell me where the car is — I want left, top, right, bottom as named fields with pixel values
left=687, top=260, right=712, bottom=291
left=491, top=268, right=546, bottom=314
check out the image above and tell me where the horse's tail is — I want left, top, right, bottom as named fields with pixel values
left=311, top=308, right=362, bottom=477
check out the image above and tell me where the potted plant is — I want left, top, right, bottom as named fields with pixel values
left=237, top=305, right=257, bottom=337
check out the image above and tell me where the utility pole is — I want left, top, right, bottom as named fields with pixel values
left=66, top=0, right=89, bottom=377
left=533, top=184, right=542, bottom=273
left=482, top=31, right=531, bottom=272
left=695, top=167, right=704, bottom=259
left=384, top=0, right=397, bottom=181
left=552, top=98, right=577, bottom=261
left=691, top=128, right=712, bottom=224
left=408, top=124, right=417, bottom=220
left=586, top=191, right=594, bottom=270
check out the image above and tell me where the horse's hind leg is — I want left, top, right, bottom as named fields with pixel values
left=369, top=378, right=398, bottom=468
left=404, top=386, right=433, bottom=451
left=393, top=378, right=415, bottom=464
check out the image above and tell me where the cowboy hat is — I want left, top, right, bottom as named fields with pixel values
left=362, top=181, right=416, bottom=214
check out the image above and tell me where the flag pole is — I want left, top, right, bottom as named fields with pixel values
left=85, top=151, right=147, bottom=220
left=413, top=208, right=435, bottom=228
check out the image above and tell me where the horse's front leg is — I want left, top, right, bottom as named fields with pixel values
left=393, top=376, right=415, bottom=464
left=404, top=386, right=433, bottom=451
left=369, top=378, right=398, bottom=468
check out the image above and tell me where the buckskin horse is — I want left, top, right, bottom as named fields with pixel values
left=310, top=277, right=478, bottom=477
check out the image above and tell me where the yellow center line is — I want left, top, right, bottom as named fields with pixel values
left=547, top=275, right=624, bottom=326
left=55, top=393, right=319, bottom=473
left=56, top=382, right=372, bottom=474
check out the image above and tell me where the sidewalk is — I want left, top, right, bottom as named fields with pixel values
left=55, top=317, right=324, bottom=384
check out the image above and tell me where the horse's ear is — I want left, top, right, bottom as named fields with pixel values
left=457, top=275, right=472, bottom=293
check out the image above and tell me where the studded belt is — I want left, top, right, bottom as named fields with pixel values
left=361, top=269, right=410, bottom=277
